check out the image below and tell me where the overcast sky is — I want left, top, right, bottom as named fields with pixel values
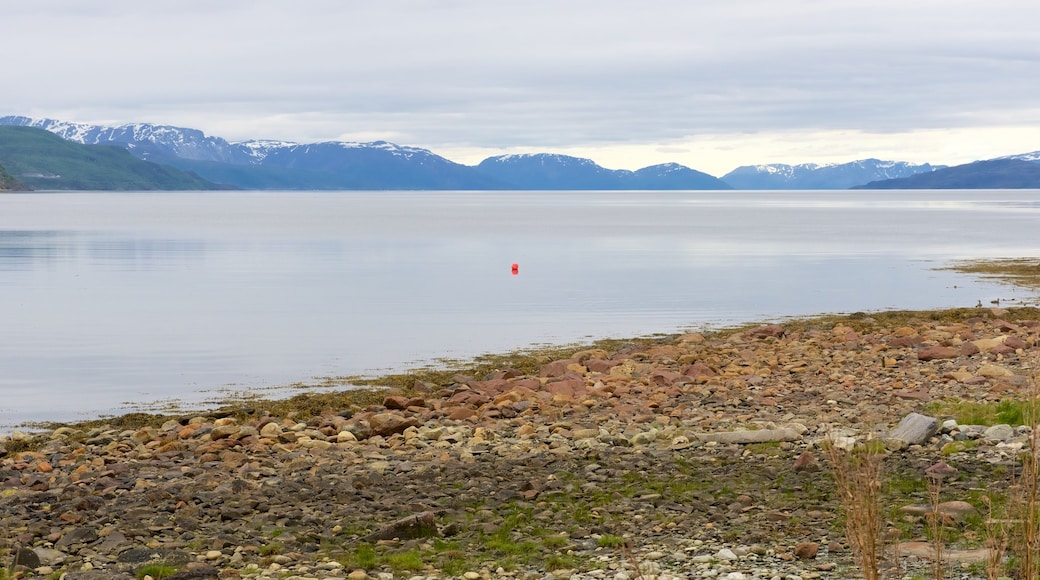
left=4, top=0, right=1039, bottom=176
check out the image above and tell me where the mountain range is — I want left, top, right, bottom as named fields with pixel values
left=1, top=115, right=1038, bottom=190
left=0, top=126, right=220, bottom=191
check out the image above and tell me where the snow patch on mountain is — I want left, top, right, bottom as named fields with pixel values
left=997, top=151, right=1040, bottom=162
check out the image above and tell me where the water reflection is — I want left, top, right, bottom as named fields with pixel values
left=0, top=190, right=1038, bottom=428
left=0, top=231, right=63, bottom=270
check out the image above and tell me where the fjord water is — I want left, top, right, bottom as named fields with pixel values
left=1, top=190, right=1038, bottom=428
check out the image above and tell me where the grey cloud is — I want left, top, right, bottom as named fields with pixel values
left=3, top=0, right=1039, bottom=153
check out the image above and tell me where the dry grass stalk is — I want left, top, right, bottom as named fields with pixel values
left=925, top=474, right=945, bottom=580
left=825, top=436, right=886, bottom=580
left=981, top=495, right=1010, bottom=580
left=1007, top=364, right=1040, bottom=579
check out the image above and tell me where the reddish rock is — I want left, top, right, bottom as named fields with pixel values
left=746, top=324, right=785, bottom=339
left=383, top=395, right=410, bottom=410
left=490, top=368, right=525, bottom=380
left=511, top=377, right=542, bottom=391
left=793, top=451, right=817, bottom=472
left=991, top=344, right=1017, bottom=356
left=650, top=370, right=681, bottom=387
left=471, top=378, right=510, bottom=395
left=889, top=335, right=922, bottom=348
left=368, top=412, right=421, bottom=436
left=539, top=360, right=573, bottom=378
left=444, top=406, right=476, bottom=420
left=996, top=320, right=1024, bottom=333
left=959, top=342, right=981, bottom=356
left=545, top=378, right=586, bottom=399
left=1004, top=336, right=1027, bottom=350
left=585, top=358, right=619, bottom=373
left=917, top=345, right=961, bottom=361
left=794, top=542, right=819, bottom=560
left=681, top=363, right=717, bottom=379
left=447, top=390, right=490, bottom=408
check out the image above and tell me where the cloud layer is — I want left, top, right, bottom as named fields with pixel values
left=4, top=1, right=1039, bottom=174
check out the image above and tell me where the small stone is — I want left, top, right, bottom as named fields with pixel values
left=348, top=570, right=370, bottom=580
left=205, top=550, right=222, bottom=560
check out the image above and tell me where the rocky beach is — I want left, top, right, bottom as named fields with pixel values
left=2, top=304, right=1040, bottom=580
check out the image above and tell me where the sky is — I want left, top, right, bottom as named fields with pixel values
left=3, top=0, right=1040, bottom=177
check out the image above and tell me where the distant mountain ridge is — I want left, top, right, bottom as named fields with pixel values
left=721, top=159, right=945, bottom=189
left=475, top=154, right=729, bottom=190
left=2, top=115, right=1039, bottom=190
left=855, top=157, right=1040, bottom=189
left=0, top=126, right=221, bottom=190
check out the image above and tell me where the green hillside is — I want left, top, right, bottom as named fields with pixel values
left=0, top=162, right=27, bottom=191
left=0, top=126, right=224, bottom=190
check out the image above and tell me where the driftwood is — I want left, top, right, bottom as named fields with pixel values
left=361, top=511, right=439, bottom=542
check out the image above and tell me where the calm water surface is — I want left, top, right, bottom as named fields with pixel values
left=1, top=190, right=1038, bottom=428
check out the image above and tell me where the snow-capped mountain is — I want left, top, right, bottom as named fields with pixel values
left=0, top=115, right=237, bottom=163
left=996, top=151, right=1040, bottom=163
left=475, top=154, right=730, bottom=190
left=6, top=114, right=1035, bottom=190
left=0, top=115, right=502, bottom=189
left=721, top=159, right=945, bottom=190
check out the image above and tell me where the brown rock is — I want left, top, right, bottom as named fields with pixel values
left=794, top=541, right=819, bottom=560
left=545, top=378, right=586, bottom=399
left=368, top=413, right=421, bottom=436
left=793, top=451, right=817, bottom=472
left=959, top=342, right=981, bottom=356
left=916, top=345, right=960, bottom=361
left=361, top=511, right=438, bottom=542
left=746, top=324, right=785, bottom=339
left=585, top=358, right=619, bottom=373
left=444, top=406, right=476, bottom=420
left=539, top=359, right=573, bottom=378
left=681, top=362, right=717, bottom=380
left=1004, top=336, right=1027, bottom=350
left=382, top=395, right=411, bottom=410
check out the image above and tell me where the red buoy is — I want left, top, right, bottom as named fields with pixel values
left=511, top=262, right=519, bottom=275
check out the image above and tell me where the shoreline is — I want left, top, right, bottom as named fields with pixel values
left=2, top=304, right=1040, bottom=579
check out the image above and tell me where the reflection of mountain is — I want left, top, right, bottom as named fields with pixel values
left=0, top=231, right=62, bottom=270
left=0, top=230, right=210, bottom=271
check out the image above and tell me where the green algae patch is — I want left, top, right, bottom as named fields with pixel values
left=941, top=258, right=1040, bottom=290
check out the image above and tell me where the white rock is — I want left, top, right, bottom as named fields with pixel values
left=984, top=424, right=1015, bottom=442
left=716, top=548, right=738, bottom=560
